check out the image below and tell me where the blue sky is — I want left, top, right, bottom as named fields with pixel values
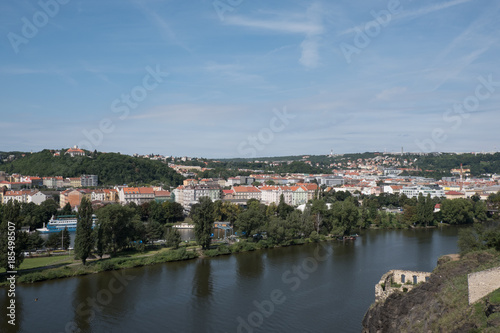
left=1, top=0, right=499, bottom=158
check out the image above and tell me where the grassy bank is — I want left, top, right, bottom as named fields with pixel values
left=0, top=254, right=74, bottom=273
left=1, top=236, right=334, bottom=286
left=1, top=247, right=198, bottom=286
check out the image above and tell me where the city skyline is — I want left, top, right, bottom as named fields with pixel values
left=1, top=0, right=499, bottom=158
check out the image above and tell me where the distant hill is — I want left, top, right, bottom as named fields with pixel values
left=218, top=152, right=500, bottom=177
left=0, top=150, right=184, bottom=187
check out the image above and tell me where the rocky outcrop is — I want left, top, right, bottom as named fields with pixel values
left=362, top=251, right=500, bottom=333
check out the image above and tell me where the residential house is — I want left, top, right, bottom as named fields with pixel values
left=118, top=187, right=155, bottom=205
left=43, top=177, right=57, bottom=188
left=60, top=189, right=84, bottom=208
left=232, top=186, right=261, bottom=201
left=2, top=190, right=28, bottom=204
left=445, top=191, right=467, bottom=200
left=27, top=191, right=47, bottom=205
left=154, top=190, right=171, bottom=203
left=81, top=174, right=98, bottom=187
left=68, top=177, right=82, bottom=188
left=65, top=146, right=85, bottom=157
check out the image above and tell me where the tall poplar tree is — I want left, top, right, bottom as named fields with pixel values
left=75, top=197, right=94, bottom=265
left=192, top=197, right=214, bottom=250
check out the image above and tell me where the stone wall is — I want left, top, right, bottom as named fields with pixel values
left=375, top=270, right=431, bottom=302
left=468, top=266, right=500, bottom=304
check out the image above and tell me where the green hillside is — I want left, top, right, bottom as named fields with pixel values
left=0, top=150, right=184, bottom=187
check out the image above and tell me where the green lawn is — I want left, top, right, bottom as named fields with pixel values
left=0, top=255, right=75, bottom=273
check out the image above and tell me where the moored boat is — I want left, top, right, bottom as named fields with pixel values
left=36, top=215, right=97, bottom=233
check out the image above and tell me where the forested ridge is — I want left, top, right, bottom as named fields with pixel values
left=0, top=150, right=184, bottom=187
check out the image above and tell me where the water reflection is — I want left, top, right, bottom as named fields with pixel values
left=192, top=259, right=212, bottom=298
left=71, top=274, right=94, bottom=333
left=235, top=251, right=264, bottom=279
left=9, top=227, right=461, bottom=333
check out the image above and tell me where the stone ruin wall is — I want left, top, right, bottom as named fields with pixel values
left=468, top=266, right=500, bottom=304
left=375, top=270, right=431, bottom=302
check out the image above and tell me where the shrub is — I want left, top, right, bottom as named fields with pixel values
left=99, top=260, right=116, bottom=271
left=217, top=245, right=231, bottom=255
left=203, top=249, right=219, bottom=257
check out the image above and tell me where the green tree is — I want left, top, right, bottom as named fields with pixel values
left=165, top=227, right=181, bottom=249
left=402, top=205, right=417, bottom=226
left=60, top=202, right=73, bottom=216
left=331, top=198, right=360, bottom=236
left=192, top=197, right=215, bottom=250
left=62, top=227, right=70, bottom=250
left=24, top=231, right=44, bottom=251
left=145, top=221, right=163, bottom=244
left=234, top=200, right=266, bottom=237
left=457, top=223, right=500, bottom=255
left=149, top=201, right=166, bottom=223
left=45, top=232, right=61, bottom=249
left=220, top=201, right=241, bottom=223
left=163, top=201, right=184, bottom=223
left=277, top=194, right=294, bottom=219
left=416, top=194, right=434, bottom=227
left=310, top=199, right=328, bottom=233
left=75, top=197, right=94, bottom=265
left=441, top=199, right=474, bottom=225
left=473, top=200, right=488, bottom=221
left=0, top=201, right=26, bottom=270
left=95, top=204, right=137, bottom=256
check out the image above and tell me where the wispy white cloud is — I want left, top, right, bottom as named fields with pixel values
left=225, top=2, right=325, bottom=68
left=225, top=16, right=323, bottom=35
left=398, top=0, right=473, bottom=20
left=339, top=0, right=473, bottom=36
left=131, top=1, right=191, bottom=52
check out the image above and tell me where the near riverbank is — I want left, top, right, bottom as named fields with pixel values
left=0, top=236, right=335, bottom=286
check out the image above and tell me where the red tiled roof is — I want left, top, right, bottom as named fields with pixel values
left=154, top=190, right=171, bottom=196
left=446, top=191, right=464, bottom=195
left=123, top=187, right=139, bottom=194
left=139, top=187, right=154, bottom=194
left=233, top=186, right=261, bottom=193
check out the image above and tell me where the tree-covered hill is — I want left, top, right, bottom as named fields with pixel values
left=0, top=150, right=184, bottom=187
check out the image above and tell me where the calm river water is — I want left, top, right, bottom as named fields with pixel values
left=1, top=227, right=460, bottom=333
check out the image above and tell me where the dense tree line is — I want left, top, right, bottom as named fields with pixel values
left=0, top=149, right=184, bottom=187
left=1, top=190, right=499, bottom=268
left=458, top=223, right=500, bottom=255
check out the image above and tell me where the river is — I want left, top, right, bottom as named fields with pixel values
left=1, top=226, right=460, bottom=333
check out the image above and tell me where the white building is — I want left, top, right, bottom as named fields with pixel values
left=400, top=185, right=445, bottom=199
left=81, top=174, right=98, bottom=187
left=27, top=191, right=48, bottom=205
left=174, top=185, right=221, bottom=208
